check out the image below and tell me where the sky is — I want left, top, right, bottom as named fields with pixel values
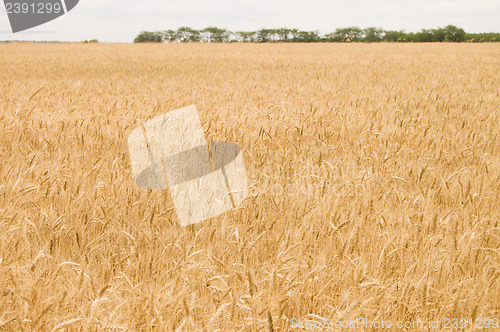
left=1, top=0, right=499, bottom=43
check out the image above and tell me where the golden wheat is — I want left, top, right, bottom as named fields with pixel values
left=0, top=42, right=499, bottom=330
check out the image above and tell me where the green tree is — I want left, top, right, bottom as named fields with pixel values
left=324, top=32, right=340, bottom=42
left=134, top=31, right=163, bottom=43
left=296, top=30, right=320, bottom=42
left=465, top=32, right=500, bottom=42
left=236, top=31, right=256, bottom=42
left=443, top=25, right=465, bottom=42
left=382, top=30, right=406, bottom=42
left=363, top=27, right=384, bottom=42
left=202, top=27, right=229, bottom=42
left=414, top=29, right=434, bottom=42
left=276, top=28, right=291, bottom=42
left=163, top=30, right=177, bottom=42
left=431, top=27, right=446, bottom=42
left=257, top=29, right=273, bottom=42
left=290, top=29, right=300, bottom=42
left=133, top=25, right=494, bottom=44
left=176, top=27, right=200, bottom=42
left=332, top=27, right=362, bottom=42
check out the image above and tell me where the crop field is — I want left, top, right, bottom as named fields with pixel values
left=0, top=42, right=499, bottom=330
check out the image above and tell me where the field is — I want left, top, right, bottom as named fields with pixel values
left=0, top=42, right=499, bottom=330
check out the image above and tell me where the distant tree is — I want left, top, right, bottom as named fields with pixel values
left=276, top=28, right=291, bottom=42
left=176, top=27, right=200, bottom=42
left=465, top=32, right=500, bottom=42
left=324, top=32, right=340, bottom=42
left=363, top=27, right=384, bottom=42
left=270, top=29, right=280, bottom=41
left=383, top=30, right=406, bottom=42
left=163, top=29, right=177, bottom=42
left=431, top=27, right=446, bottom=42
left=403, top=32, right=415, bottom=42
left=202, top=27, right=230, bottom=42
left=296, top=30, right=320, bottom=42
left=236, top=31, right=256, bottom=42
left=443, top=25, right=465, bottom=42
left=414, top=29, right=434, bottom=42
left=190, top=29, right=202, bottom=42
left=290, top=28, right=300, bottom=42
left=134, top=25, right=497, bottom=43
left=332, top=27, right=362, bottom=42
left=257, top=29, right=273, bottom=42
left=134, top=31, right=163, bottom=43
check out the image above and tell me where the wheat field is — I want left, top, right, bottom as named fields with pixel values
left=0, top=42, right=499, bottom=330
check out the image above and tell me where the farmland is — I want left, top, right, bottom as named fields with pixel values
left=0, top=42, right=499, bottom=330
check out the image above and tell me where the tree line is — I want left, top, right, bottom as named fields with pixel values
left=134, top=25, right=500, bottom=43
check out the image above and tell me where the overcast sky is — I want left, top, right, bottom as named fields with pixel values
left=1, top=0, right=499, bottom=42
